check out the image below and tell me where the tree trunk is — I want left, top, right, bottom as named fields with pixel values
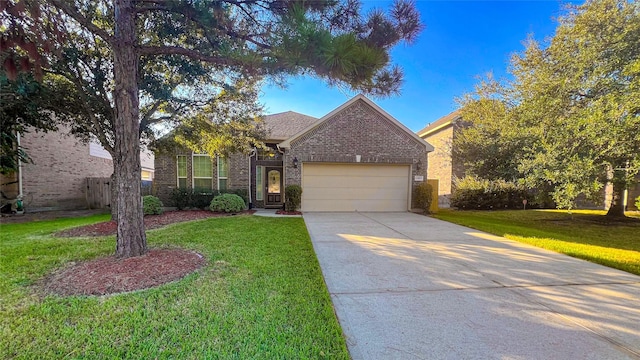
left=113, top=0, right=147, bottom=258
left=606, top=173, right=626, bottom=218
left=109, top=171, right=118, bottom=222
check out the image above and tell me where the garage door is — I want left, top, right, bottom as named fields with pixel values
left=302, top=163, right=410, bottom=212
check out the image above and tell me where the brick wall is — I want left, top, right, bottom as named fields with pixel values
left=154, top=149, right=249, bottom=206
left=19, top=129, right=113, bottom=211
left=284, top=99, right=428, bottom=202
left=423, top=125, right=454, bottom=208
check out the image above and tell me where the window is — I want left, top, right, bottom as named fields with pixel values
left=257, top=146, right=282, bottom=160
left=268, top=169, right=280, bottom=193
left=177, top=155, right=187, bottom=188
left=255, top=166, right=263, bottom=201
left=193, top=155, right=213, bottom=190
left=217, top=157, right=229, bottom=190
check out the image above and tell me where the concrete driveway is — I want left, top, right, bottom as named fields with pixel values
left=304, top=212, right=640, bottom=360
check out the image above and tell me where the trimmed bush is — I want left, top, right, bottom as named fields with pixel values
left=170, top=188, right=191, bottom=210
left=143, top=195, right=164, bottom=215
left=285, top=185, right=303, bottom=212
left=451, top=176, right=533, bottom=210
left=413, top=182, right=433, bottom=214
left=210, top=193, right=246, bottom=213
left=171, top=188, right=248, bottom=210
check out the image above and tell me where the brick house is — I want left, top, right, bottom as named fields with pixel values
left=154, top=94, right=434, bottom=212
left=0, top=125, right=154, bottom=212
left=417, top=112, right=640, bottom=211
left=416, top=110, right=464, bottom=208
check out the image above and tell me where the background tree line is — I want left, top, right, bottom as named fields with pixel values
left=453, top=0, right=639, bottom=217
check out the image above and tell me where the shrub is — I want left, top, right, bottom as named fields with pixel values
left=171, top=188, right=248, bottom=210
left=143, top=195, right=164, bottom=215
left=192, top=188, right=216, bottom=209
left=285, top=185, right=303, bottom=212
left=451, top=176, right=533, bottom=210
left=210, top=193, right=246, bottom=213
left=170, top=188, right=192, bottom=210
left=413, top=182, right=433, bottom=214
left=636, top=196, right=640, bottom=210
left=227, top=189, right=249, bottom=207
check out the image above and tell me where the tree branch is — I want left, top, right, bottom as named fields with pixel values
left=138, top=45, right=259, bottom=69
left=134, top=3, right=272, bottom=50
left=49, top=0, right=114, bottom=45
left=140, top=100, right=164, bottom=133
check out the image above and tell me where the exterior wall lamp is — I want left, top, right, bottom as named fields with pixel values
left=293, top=157, right=299, bottom=168
left=416, top=159, right=422, bottom=171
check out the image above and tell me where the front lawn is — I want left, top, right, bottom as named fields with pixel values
left=0, top=215, right=349, bottom=359
left=433, top=209, right=640, bottom=276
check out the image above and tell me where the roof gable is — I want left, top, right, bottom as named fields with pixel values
left=278, top=94, right=433, bottom=151
left=416, top=110, right=461, bottom=138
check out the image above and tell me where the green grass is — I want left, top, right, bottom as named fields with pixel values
left=433, top=209, right=640, bottom=276
left=0, top=215, right=349, bottom=359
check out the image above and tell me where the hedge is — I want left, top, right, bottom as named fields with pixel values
left=170, top=188, right=248, bottom=210
left=451, top=176, right=535, bottom=210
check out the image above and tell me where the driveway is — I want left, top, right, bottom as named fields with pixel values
left=304, top=212, right=640, bottom=360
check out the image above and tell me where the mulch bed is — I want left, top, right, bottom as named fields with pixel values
left=40, top=209, right=256, bottom=296
left=55, top=209, right=255, bottom=237
left=43, top=248, right=207, bottom=296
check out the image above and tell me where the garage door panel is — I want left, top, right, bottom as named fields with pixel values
left=302, top=163, right=409, bottom=212
left=304, top=187, right=408, bottom=200
left=303, top=164, right=407, bottom=177
left=303, top=175, right=407, bottom=189
left=303, top=199, right=407, bottom=212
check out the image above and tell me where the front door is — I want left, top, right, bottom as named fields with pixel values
left=265, top=167, right=283, bottom=207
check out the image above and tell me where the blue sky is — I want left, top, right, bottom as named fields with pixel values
left=260, top=0, right=577, bottom=132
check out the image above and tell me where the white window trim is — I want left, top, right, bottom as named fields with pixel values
left=176, top=155, right=187, bottom=188
left=192, top=154, right=213, bottom=189
left=217, top=156, right=229, bottom=190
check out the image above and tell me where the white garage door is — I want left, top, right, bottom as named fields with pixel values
left=302, top=163, right=410, bottom=212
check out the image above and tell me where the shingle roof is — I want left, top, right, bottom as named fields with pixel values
left=416, top=110, right=462, bottom=138
left=262, top=111, right=318, bottom=141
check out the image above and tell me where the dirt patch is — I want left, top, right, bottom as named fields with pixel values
left=43, top=248, right=207, bottom=296
left=55, top=210, right=255, bottom=237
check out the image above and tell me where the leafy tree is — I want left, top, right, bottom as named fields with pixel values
left=454, top=78, right=527, bottom=182
left=2, top=0, right=423, bottom=258
left=0, top=72, right=85, bottom=174
left=457, top=0, right=640, bottom=216
left=511, top=0, right=640, bottom=216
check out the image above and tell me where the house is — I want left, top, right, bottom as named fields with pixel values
left=416, top=110, right=464, bottom=208
left=0, top=125, right=154, bottom=212
left=154, top=94, right=434, bottom=212
left=417, top=111, right=640, bottom=211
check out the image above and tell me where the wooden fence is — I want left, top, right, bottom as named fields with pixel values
left=86, top=177, right=155, bottom=209
left=86, top=177, right=111, bottom=209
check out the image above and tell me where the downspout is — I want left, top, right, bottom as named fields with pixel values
left=248, top=147, right=257, bottom=208
left=17, top=131, right=23, bottom=198
left=276, top=144, right=286, bottom=209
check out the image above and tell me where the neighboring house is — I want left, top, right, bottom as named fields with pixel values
left=416, top=110, right=464, bottom=208
left=417, top=111, right=640, bottom=211
left=0, top=125, right=154, bottom=212
left=154, top=94, right=434, bottom=212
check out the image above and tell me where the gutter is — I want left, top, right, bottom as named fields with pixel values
left=248, top=147, right=257, bottom=208
left=17, top=131, right=23, bottom=198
